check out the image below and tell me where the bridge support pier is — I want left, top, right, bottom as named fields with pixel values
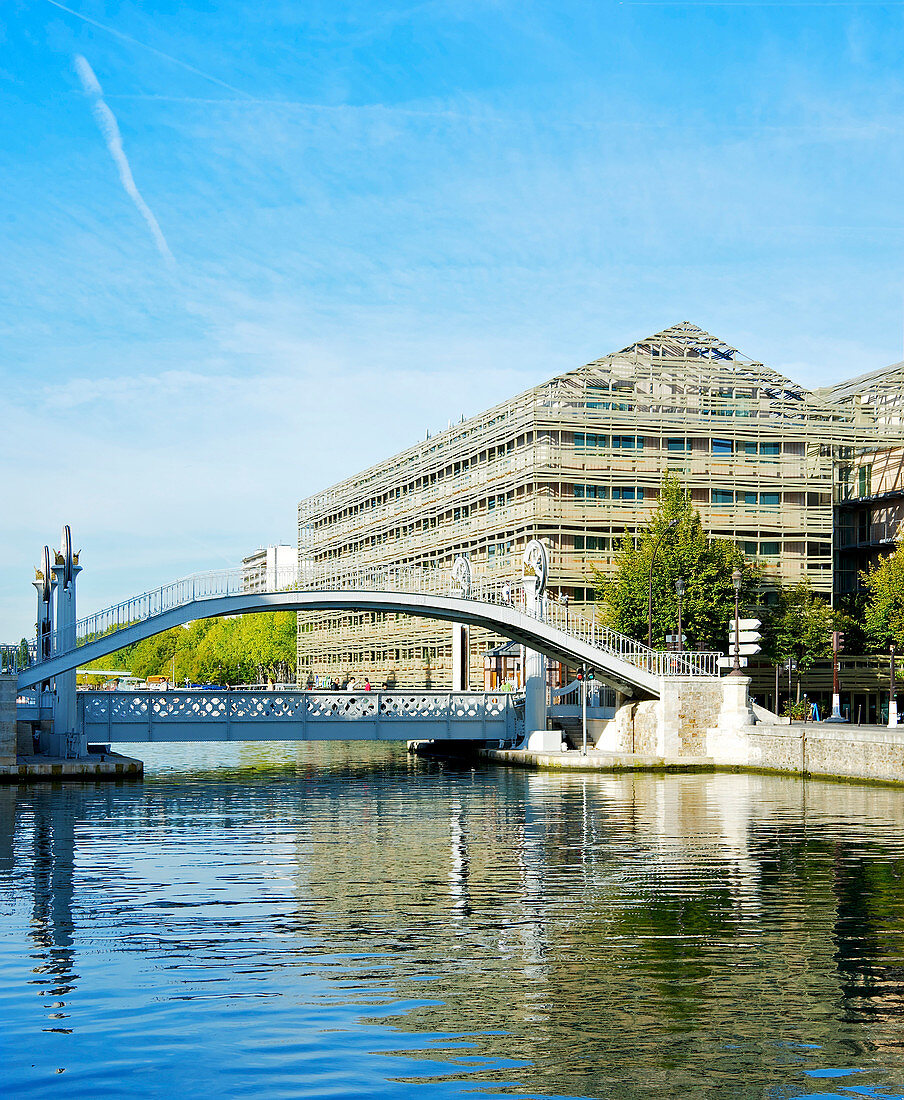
left=524, top=645, right=550, bottom=748
left=451, top=624, right=470, bottom=691
left=50, top=531, right=87, bottom=759
left=0, top=674, right=16, bottom=765
left=706, top=675, right=756, bottom=765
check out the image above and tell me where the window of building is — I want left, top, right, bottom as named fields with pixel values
left=742, top=491, right=758, bottom=505
left=858, top=465, right=872, bottom=497
left=712, top=489, right=734, bottom=504
left=759, top=542, right=781, bottom=556
left=612, top=435, right=642, bottom=449
left=761, top=492, right=781, bottom=506
left=574, top=485, right=608, bottom=500
left=742, top=541, right=758, bottom=555
left=760, top=443, right=781, bottom=456
left=574, top=431, right=608, bottom=448
left=712, top=439, right=734, bottom=455
left=667, top=438, right=689, bottom=452
left=575, top=535, right=610, bottom=552
left=612, top=487, right=642, bottom=501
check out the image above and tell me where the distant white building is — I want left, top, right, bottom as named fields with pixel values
left=241, top=545, right=298, bottom=593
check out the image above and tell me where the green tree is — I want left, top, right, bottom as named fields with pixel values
left=594, top=473, right=758, bottom=650
left=862, top=545, right=904, bottom=650
left=760, top=581, right=834, bottom=670
left=90, top=612, right=298, bottom=685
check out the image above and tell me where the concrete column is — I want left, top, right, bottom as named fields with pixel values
left=707, top=675, right=755, bottom=766
left=0, top=674, right=17, bottom=765
left=51, top=546, right=86, bottom=759
left=523, top=590, right=552, bottom=750
left=524, top=646, right=550, bottom=745
left=451, top=624, right=470, bottom=691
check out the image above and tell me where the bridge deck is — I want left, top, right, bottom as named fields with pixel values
left=79, top=690, right=520, bottom=744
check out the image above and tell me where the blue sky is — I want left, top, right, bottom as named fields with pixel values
left=2, top=0, right=904, bottom=637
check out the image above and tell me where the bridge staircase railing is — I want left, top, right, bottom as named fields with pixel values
left=29, top=563, right=720, bottom=680
left=1, top=643, right=30, bottom=675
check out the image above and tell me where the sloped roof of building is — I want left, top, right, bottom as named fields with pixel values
left=618, top=320, right=757, bottom=364
left=542, top=321, right=820, bottom=412
left=820, top=359, right=904, bottom=406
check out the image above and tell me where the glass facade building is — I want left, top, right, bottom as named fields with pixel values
left=296, top=323, right=903, bottom=687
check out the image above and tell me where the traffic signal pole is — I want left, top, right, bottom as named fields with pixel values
left=828, top=630, right=847, bottom=723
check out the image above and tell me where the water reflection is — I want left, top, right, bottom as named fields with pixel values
left=2, top=748, right=904, bottom=1098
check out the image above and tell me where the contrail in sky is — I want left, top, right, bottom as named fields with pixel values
left=46, top=0, right=250, bottom=96
left=74, top=55, right=175, bottom=267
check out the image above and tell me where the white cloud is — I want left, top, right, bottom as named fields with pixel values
left=74, top=54, right=176, bottom=267
left=0, top=354, right=530, bottom=638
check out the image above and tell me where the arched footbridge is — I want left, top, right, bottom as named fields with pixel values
left=16, top=562, right=719, bottom=699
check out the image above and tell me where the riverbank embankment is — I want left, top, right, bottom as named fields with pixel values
left=0, top=751, right=144, bottom=783
left=473, top=721, right=904, bottom=785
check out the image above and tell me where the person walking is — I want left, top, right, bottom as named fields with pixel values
left=364, top=678, right=372, bottom=692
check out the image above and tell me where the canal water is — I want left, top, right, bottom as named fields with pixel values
left=2, top=745, right=904, bottom=1099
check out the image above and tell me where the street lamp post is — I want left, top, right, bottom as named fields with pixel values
left=675, top=575, right=685, bottom=655
left=647, top=519, right=679, bottom=650
left=787, top=656, right=795, bottom=720
left=730, top=567, right=743, bottom=677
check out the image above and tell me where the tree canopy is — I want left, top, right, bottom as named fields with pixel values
left=760, top=581, right=835, bottom=670
left=82, top=611, right=298, bottom=684
left=862, top=546, right=904, bottom=650
left=594, top=474, right=758, bottom=651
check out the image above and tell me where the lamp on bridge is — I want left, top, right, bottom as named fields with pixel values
left=730, top=567, right=743, bottom=677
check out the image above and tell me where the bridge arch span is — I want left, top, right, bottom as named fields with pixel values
left=17, top=590, right=664, bottom=698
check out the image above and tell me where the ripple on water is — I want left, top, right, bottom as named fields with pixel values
left=3, top=743, right=904, bottom=1098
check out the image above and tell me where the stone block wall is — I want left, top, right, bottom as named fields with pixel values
left=659, top=678, right=724, bottom=756
left=745, top=723, right=904, bottom=784
left=0, top=675, right=17, bottom=765
left=593, top=705, right=635, bottom=752
left=633, top=701, right=660, bottom=754
left=598, top=679, right=726, bottom=758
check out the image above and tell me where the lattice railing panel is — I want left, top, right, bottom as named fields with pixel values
left=80, top=690, right=516, bottom=727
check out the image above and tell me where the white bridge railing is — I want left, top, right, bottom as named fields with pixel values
left=1, top=644, right=21, bottom=675
left=31, top=563, right=720, bottom=680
